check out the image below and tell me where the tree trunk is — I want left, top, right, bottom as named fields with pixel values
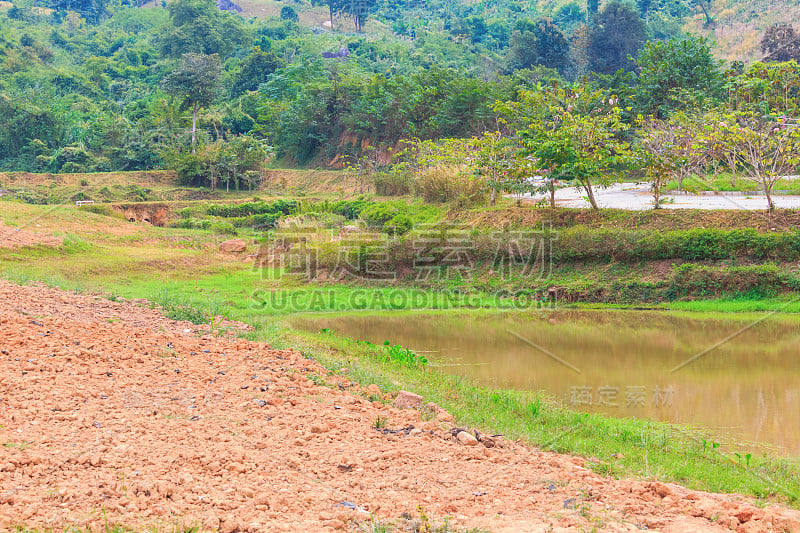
left=653, top=182, right=661, bottom=209
left=191, top=101, right=198, bottom=153
left=583, top=180, right=600, bottom=210
left=490, top=186, right=496, bottom=206
left=549, top=180, right=556, bottom=208
left=763, top=179, right=775, bottom=211
left=329, top=5, right=334, bottom=30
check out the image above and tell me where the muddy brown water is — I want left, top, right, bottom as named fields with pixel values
left=291, top=310, right=800, bottom=456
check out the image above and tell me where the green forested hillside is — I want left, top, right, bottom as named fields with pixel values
left=1, top=0, right=799, bottom=191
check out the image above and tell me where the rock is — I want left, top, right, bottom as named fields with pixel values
left=310, top=424, right=328, bottom=434
left=366, top=384, right=381, bottom=397
left=652, top=482, right=673, bottom=498
left=456, top=431, right=478, bottom=446
left=409, top=428, right=423, bottom=437
left=393, top=390, right=423, bottom=409
left=479, top=435, right=497, bottom=448
left=734, top=508, right=755, bottom=524
left=424, top=402, right=453, bottom=422
left=219, top=239, right=247, bottom=253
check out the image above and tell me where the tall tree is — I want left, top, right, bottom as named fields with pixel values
left=507, top=22, right=539, bottom=72
left=761, top=24, right=800, bottom=62
left=533, top=19, right=570, bottom=72
left=636, top=36, right=724, bottom=116
left=160, top=0, right=245, bottom=58
left=161, top=53, right=222, bottom=150
left=588, top=1, right=646, bottom=74
left=499, top=85, right=633, bottom=210
left=49, top=0, right=107, bottom=23
left=507, top=19, right=569, bottom=73
left=230, top=47, right=284, bottom=96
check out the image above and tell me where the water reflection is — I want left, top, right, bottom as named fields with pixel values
left=291, top=310, right=800, bottom=455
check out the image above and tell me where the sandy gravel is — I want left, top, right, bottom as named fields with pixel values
left=1, top=280, right=799, bottom=532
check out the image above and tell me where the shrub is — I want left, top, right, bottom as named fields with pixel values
left=414, top=167, right=484, bottom=205
left=205, top=199, right=298, bottom=218
left=210, top=221, right=237, bottom=235
left=374, top=171, right=412, bottom=196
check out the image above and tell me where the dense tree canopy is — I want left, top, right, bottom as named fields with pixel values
left=588, top=1, right=647, bottom=74
left=0, top=0, right=796, bottom=185
left=636, top=36, right=724, bottom=116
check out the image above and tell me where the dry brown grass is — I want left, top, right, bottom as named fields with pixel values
left=0, top=170, right=178, bottom=189
left=688, top=0, right=800, bottom=62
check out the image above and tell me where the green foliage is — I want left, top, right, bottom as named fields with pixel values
left=384, top=340, right=428, bottom=367
left=0, top=0, right=789, bottom=178
left=160, top=0, right=247, bottom=58
left=588, top=1, right=646, bottom=74
left=359, top=200, right=440, bottom=234
left=230, top=46, right=283, bottom=96
left=504, top=84, right=634, bottom=210
left=204, top=199, right=298, bottom=218
left=279, top=6, right=299, bottom=23
left=636, top=36, right=724, bottom=116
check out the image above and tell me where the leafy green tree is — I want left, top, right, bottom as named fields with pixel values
left=588, top=1, right=646, bottom=74
left=636, top=36, right=723, bottom=116
left=472, top=131, right=523, bottom=205
left=230, top=47, right=284, bottom=96
left=280, top=6, right=299, bottom=22
left=160, top=0, right=246, bottom=58
left=637, top=115, right=691, bottom=208
left=507, top=19, right=569, bottom=73
left=554, top=2, right=586, bottom=30
left=506, top=24, right=539, bottom=71
left=533, top=19, right=569, bottom=72
left=161, top=53, right=222, bottom=149
left=49, top=0, right=107, bottom=23
left=500, top=84, right=633, bottom=210
left=324, top=0, right=376, bottom=32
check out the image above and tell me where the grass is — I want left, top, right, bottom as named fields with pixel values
left=664, top=174, right=800, bottom=195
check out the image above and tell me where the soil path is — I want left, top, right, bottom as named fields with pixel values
left=0, top=280, right=798, bottom=532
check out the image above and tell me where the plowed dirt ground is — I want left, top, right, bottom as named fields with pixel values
left=1, top=280, right=798, bottom=532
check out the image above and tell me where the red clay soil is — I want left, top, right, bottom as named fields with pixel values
left=1, top=280, right=799, bottom=533
left=0, top=223, right=62, bottom=249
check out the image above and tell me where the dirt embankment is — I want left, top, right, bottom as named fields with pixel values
left=112, top=203, right=172, bottom=226
left=1, top=280, right=799, bottom=532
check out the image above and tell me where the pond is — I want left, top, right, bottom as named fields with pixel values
left=291, top=309, right=800, bottom=455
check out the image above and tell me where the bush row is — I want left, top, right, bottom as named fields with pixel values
left=286, top=227, right=800, bottom=276
left=551, top=227, right=800, bottom=262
